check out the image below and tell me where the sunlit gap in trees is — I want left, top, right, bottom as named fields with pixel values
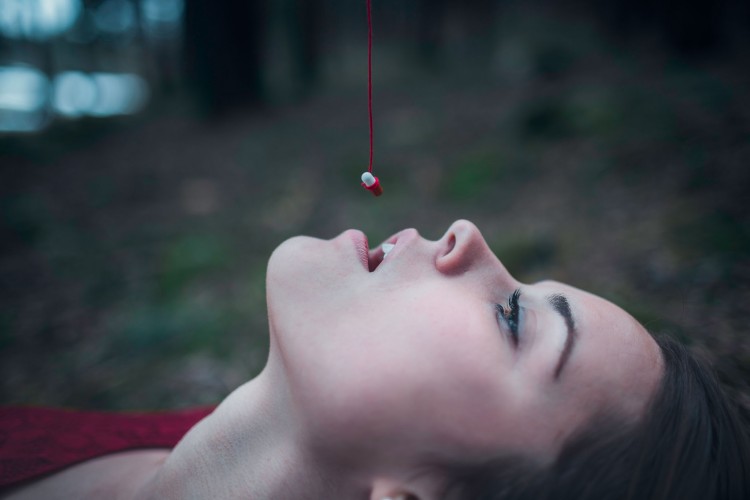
left=0, top=0, right=184, bottom=133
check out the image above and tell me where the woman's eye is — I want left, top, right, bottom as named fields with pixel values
left=495, top=289, right=522, bottom=346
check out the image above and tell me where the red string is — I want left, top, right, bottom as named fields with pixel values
left=367, top=0, right=373, bottom=173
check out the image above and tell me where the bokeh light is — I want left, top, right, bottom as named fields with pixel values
left=140, top=0, right=183, bottom=38
left=52, top=71, right=96, bottom=117
left=88, top=73, right=149, bottom=116
left=0, top=65, right=49, bottom=132
left=93, top=0, right=136, bottom=36
left=51, top=71, right=149, bottom=117
left=0, top=0, right=82, bottom=40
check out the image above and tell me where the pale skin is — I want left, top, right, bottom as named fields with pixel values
left=3, top=220, right=663, bottom=500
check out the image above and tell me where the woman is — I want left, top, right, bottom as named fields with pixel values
left=3, top=220, right=749, bottom=499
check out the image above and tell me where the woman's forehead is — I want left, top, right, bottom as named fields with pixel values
left=535, top=280, right=663, bottom=418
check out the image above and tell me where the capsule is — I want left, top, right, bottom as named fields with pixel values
left=361, top=171, right=383, bottom=197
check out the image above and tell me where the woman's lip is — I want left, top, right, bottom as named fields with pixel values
left=344, top=229, right=370, bottom=271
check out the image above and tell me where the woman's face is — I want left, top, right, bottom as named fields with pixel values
left=266, top=220, right=662, bottom=464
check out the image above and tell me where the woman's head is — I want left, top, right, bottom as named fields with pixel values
left=442, top=334, right=750, bottom=500
left=264, top=219, right=668, bottom=494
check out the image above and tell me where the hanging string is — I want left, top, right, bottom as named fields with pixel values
left=361, top=0, right=383, bottom=196
left=367, top=0, right=373, bottom=173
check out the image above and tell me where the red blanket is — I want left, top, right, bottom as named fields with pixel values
left=0, top=406, right=213, bottom=490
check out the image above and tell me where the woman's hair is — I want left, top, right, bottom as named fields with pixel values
left=439, top=334, right=750, bottom=500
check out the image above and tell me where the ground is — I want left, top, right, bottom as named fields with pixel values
left=1, top=12, right=749, bottom=412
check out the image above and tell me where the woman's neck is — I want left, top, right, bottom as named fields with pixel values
left=138, top=359, right=344, bottom=499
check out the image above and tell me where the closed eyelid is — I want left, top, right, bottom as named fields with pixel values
left=510, top=288, right=576, bottom=377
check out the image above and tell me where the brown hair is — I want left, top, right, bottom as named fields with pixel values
left=440, top=334, right=750, bottom=500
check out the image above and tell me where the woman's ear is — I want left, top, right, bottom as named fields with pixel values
left=371, top=492, right=417, bottom=500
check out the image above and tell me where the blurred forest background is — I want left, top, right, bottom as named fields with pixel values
left=0, top=0, right=749, bottom=411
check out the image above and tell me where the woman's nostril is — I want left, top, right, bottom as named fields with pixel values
left=445, top=234, right=456, bottom=255
left=435, top=220, right=489, bottom=275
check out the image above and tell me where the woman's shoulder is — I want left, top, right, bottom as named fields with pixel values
left=2, top=449, right=171, bottom=500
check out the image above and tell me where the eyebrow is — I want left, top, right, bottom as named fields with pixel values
left=547, top=293, right=577, bottom=380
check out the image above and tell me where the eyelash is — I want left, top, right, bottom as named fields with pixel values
left=495, top=289, right=522, bottom=345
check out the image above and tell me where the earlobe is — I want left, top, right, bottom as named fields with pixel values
left=378, top=494, right=416, bottom=500
left=370, top=480, right=421, bottom=500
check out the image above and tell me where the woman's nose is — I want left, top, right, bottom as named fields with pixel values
left=436, top=219, right=497, bottom=275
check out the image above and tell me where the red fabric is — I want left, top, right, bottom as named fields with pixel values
left=0, top=406, right=214, bottom=490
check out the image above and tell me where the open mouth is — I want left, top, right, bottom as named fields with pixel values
left=367, top=238, right=397, bottom=272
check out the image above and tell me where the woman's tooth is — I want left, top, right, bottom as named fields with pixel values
left=382, top=243, right=395, bottom=258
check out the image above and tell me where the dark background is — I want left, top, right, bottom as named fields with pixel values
left=1, top=0, right=749, bottom=411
